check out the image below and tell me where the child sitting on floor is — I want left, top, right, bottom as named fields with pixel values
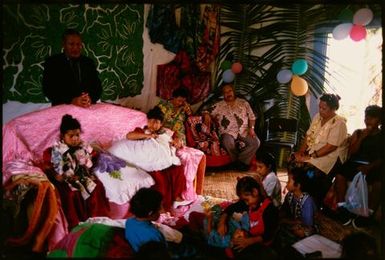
left=275, top=166, right=318, bottom=250
left=203, top=176, right=279, bottom=259
left=254, top=150, right=282, bottom=207
left=126, top=188, right=196, bottom=258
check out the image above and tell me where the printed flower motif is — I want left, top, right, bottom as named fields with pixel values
left=74, top=149, right=93, bottom=168
left=51, top=140, right=93, bottom=177
left=94, top=152, right=126, bottom=173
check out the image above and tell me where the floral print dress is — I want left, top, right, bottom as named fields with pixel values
left=51, top=140, right=96, bottom=200
left=158, top=99, right=188, bottom=145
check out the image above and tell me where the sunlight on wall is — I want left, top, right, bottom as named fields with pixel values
left=324, top=28, right=382, bottom=134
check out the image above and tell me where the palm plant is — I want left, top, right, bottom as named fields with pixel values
left=200, top=3, right=380, bottom=149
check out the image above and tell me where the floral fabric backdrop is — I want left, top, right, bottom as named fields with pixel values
left=3, top=4, right=144, bottom=103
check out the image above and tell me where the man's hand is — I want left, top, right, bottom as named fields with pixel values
left=248, top=128, right=256, bottom=138
left=72, top=92, right=91, bottom=108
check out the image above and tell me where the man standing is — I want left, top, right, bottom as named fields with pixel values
left=42, top=29, right=102, bottom=108
left=204, top=83, right=260, bottom=170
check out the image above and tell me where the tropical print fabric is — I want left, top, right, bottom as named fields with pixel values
left=3, top=4, right=144, bottom=103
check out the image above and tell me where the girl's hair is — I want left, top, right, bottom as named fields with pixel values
left=320, top=93, right=340, bottom=110
left=172, top=87, right=189, bottom=99
left=129, top=188, right=163, bottom=218
left=236, top=176, right=265, bottom=200
left=60, top=114, right=81, bottom=135
left=288, top=166, right=312, bottom=193
left=365, top=105, right=382, bottom=120
left=255, top=150, right=277, bottom=174
left=148, top=106, right=164, bottom=122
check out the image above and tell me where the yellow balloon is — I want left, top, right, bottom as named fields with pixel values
left=290, top=75, right=308, bottom=96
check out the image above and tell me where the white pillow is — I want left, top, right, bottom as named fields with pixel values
left=108, top=132, right=181, bottom=172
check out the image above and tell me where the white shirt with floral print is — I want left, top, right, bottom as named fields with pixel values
left=210, top=98, right=256, bottom=139
left=305, top=113, right=349, bottom=174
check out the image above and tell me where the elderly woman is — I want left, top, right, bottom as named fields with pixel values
left=292, top=93, right=349, bottom=206
left=157, top=87, right=192, bottom=146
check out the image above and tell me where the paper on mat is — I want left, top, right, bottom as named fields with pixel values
left=292, top=234, right=342, bottom=258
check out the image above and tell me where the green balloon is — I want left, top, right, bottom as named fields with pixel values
left=338, top=8, right=353, bottom=22
left=221, top=60, right=232, bottom=70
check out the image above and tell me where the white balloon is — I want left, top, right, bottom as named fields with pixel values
left=353, top=8, right=374, bottom=26
left=332, top=23, right=353, bottom=40
left=276, top=69, right=293, bottom=84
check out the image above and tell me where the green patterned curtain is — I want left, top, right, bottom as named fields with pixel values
left=3, top=4, right=144, bottom=103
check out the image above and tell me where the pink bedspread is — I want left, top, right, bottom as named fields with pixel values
left=2, top=103, right=204, bottom=249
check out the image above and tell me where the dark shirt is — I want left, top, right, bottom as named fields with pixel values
left=224, top=199, right=279, bottom=242
left=42, top=53, right=102, bottom=105
left=350, top=130, right=383, bottom=163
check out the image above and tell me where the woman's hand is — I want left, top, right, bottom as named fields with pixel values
left=232, top=236, right=254, bottom=252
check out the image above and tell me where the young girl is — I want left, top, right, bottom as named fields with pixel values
left=276, top=166, right=318, bottom=249
left=254, top=151, right=282, bottom=207
left=109, top=106, right=181, bottom=172
left=43, top=114, right=110, bottom=229
left=109, top=107, right=191, bottom=210
left=203, top=176, right=279, bottom=259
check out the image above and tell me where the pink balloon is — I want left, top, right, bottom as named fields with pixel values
left=353, top=8, right=374, bottom=26
left=350, top=24, right=367, bottom=42
left=231, top=62, right=243, bottom=74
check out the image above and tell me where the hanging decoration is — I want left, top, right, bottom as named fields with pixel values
left=291, top=59, right=308, bottom=75
left=276, top=59, right=309, bottom=96
left=222, top=69, right=235, bottom=83
left=276, top=69, right=293, bottom=84
left=332, top=23, right=353, bottom=40
left=231, top=62, right=243, bottom=74
left=332, top=7, right=373, bottom=42
left=338, top=8, right=354, bottom=22
left=290, top=75, right=308, bottom=96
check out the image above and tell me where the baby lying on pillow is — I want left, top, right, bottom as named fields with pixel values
left=108, top=107, right=181, bottom=172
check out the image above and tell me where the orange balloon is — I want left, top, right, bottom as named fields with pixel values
left=290, top=75, right=308, bottom=96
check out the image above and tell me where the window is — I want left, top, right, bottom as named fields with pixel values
left=324, top=28, right=382, bottom=134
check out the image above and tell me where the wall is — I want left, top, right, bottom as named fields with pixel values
left=3, top=4, right=176, bottom=124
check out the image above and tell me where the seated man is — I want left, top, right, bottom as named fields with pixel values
left=203, top=83, right=260, bottom=170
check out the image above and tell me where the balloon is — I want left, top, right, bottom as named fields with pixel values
left=350, top=24, right=367, bottom=42
left=291, top=59, right=308, bottom=75
left=353, top=8, right=374, bottom=26
left=290, top=75, right=308, bottom=96
left=276, top=69, right=293, bottom=84
left=222, top=69, right=235, bottom=83
left=332, top=23, right=353, bottom=40
left=221, top=60, right=232, bottom=70
left=231, top=62, right=243, bottom=74
left=338, top=8, right=353, bottom=22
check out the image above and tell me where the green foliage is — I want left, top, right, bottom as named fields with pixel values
left=200, top=4, right=381, bottom=146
